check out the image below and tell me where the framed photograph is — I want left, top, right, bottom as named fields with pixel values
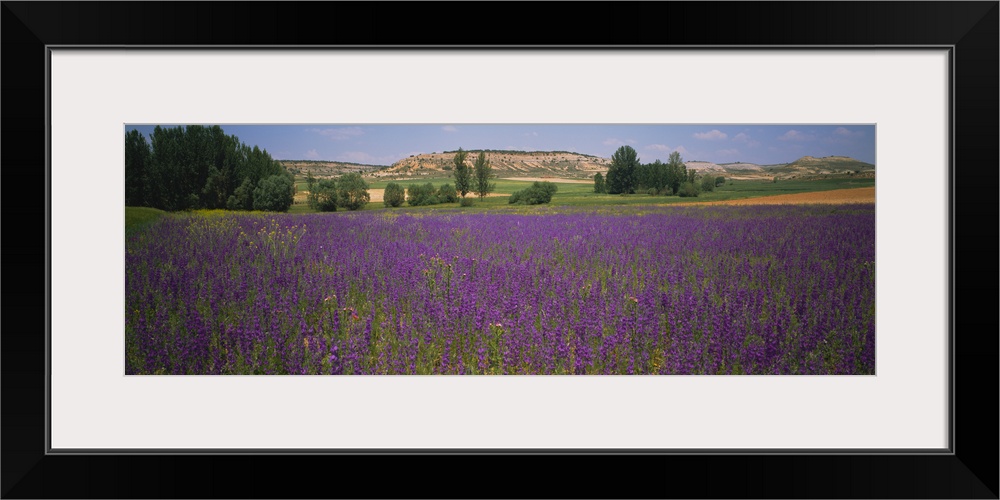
left=4, top=2, right=996, bottom=498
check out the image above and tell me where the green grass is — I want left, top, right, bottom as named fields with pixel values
left=125, top=207, right=167, bottom=232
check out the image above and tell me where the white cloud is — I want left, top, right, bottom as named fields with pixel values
left=524, top=131, right=538, bottom=137
left=778, top=129, right=815, bottom=142
left=442, top=125, right=458, bottom=132
left=646, top=144, right=671, bottom=151
left=731, top=132, right=760, bottom=147
left=694, top=129, right=728, bottom=140
left=308, top=127, right=364, bottom=141
left=304, top=149, right=320, bottom=159
left=715, top=148, right=740, bottom=157
left=833, top=126, right=863, bottom=137
left=674, top=146, right=690, bottom=156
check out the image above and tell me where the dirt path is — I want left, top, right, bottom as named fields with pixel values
left=684, top=187, right=875, bottom=206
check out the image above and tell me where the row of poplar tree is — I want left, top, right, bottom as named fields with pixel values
left=596, top=146, right=721, bottom=197
left=125, top=125, right=295, bottom=212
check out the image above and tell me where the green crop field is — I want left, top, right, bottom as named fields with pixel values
left=286, top=175, right=875, bottom=214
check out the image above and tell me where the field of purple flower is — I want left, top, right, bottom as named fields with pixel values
left=125, top=204, right=875, bottom=375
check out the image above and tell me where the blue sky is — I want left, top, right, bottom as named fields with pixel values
left=125, top=124, right=875, bottom=166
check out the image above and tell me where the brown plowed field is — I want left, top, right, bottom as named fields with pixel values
left=686, top=187, right=874, bottom=206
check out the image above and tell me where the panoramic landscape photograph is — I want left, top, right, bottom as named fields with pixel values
left=124, top=124, right=876, bottom=375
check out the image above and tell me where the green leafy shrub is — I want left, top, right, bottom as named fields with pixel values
left=407, top=183, right=440, bottom=206
left=383, top=182, right=405, bottom=208
left=252, top=174, right=294, bottom=212
left=678, top=181, right=700, bottom=198
left=437, top=183, right=459, bottom=203
left=336, top=173, right=370, bottom=211
left=311, top=179, right=338, bottom=211
left=700, top=176, right=716, bottom=192
left=509, top=181, right=557, bottom=205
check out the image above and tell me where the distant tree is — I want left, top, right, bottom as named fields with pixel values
left=305, top=172, right=319, bottom=210
left=125, top=130, right=151, bottom=206
left=593, top=172, right=606, bottom=193
left=305, top=171, right=317, bottom=192
left=472, top=151, right=496, bottom=200
left=407, top=183, right=439, bottom=206
left=607, top=145, right=639, bottom=194
left=715, top=176, right=726, bottom=187
left=700, top=175, right=716, bottom=192
left=336, top=173, right=370, bottom=210
left=383, top=182, right=405, bottom=207
left=437, top=183, right=459, bottom=203
left=679, top=181, right=700, bottom=198
left=635, top=161, right=657, bottom=192
left=452, top=148, right=471, bottom=198
left=253, top=173, right=295, bottom=212
left=509, top=181, right=557, bottom=205
left=666, top=151, right=685, bottom=195
left=311, top=179, right=338, bottom=211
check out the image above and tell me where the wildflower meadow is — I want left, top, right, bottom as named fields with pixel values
left=125, top=204, right=875, bottom=375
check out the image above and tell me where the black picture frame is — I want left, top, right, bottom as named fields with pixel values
left=3, top=2, right=996, bottom=498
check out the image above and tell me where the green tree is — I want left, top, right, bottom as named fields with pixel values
left=134, top=125, right=285, bottom=212
left=407, top=183, right=439, bottom=206
left=383, top=182, right=405, bottom=207
left=437, top=183, right=459, bottom=203
left=311, top=179, right=338, bottom=211
left=700, top=175, right=716, bottom=192
left=473, top=151, right=496, bottom=200
left=666, top=151, right=685, bottom=195
left=253, top=173, right=295, bottom=212
left=679, top=181, right=700, bottom=198
left=124, top=130, right=151, bottom=206
left=305, top=171, right=317, bottom=192
left=452, top=148, right=471, bottom=198
left=227, top=178, right=254, bottom=210
left=509, top=181, right=557, bottom=205
left=593, top=172, right=606, bottom=193
left=715, top=176, right=726, bottom=187
left=336, top=173, right=370, bottom=210
left=607, top=145, right=639, bottom=194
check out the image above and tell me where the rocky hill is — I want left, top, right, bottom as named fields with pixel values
left=370, top=150, right=611, bottom=180
left=690, top=156, right=875, bottom=180
left=279, top=160, right=385, bottom=179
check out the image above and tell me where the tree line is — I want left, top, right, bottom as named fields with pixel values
left=304, top=172, right=370, bottom=212
left=596, top=145, right=724, bottom=198
left=125, top=125, right=295, bottom=212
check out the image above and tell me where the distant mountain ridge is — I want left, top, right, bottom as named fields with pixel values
left=283, top=152, right=875, bottom=181
left=279, top=160, right=385, bottom=178
left=686, top=156, right=875, bottom=180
